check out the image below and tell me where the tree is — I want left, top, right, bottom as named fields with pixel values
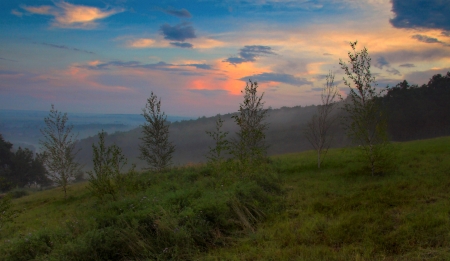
left=0, top=134, right=14, bottom=191
left=140, top=92, right=175, bottom=172
left=88, top=131, right=129, bottom=201
left=339, top=41, right=390, bottom=176
left=11, top=147, right=34, bottom=188
left=40, top=105, right=81, bottom=198
left=230, top=80, right=269, bottom=171
left=304, top=71, right=339, bottom=168
left=205, top=115, right=229, bottom=170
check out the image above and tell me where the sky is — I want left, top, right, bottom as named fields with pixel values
left=0, top=0, right=449, bottom=117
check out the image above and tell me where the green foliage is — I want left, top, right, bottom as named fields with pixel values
left=205, top=115, right=229, bottom=172
left=0, top=134, right=51, bottom=192
left=87, top=131, right=134, bottom=201
left=0, top=194, right=19, bottom=230
left=140, top=92, right=175, bottom=172
left=1, top=137, right=450, bottom=261
left=339, top=41, right=392, bottom=176
left=40, top=104, right=81, bottom=198
left=230, top=80, right=269, bottom=173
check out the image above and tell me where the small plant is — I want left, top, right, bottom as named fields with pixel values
left=304, top=71, right=339, bottom=169
left=205, top=115, right=229, bottom=172
left=140, top=92, right=175, bottom=172
left=87, top=131, right=131, bottom=201
left=0, top=194, right=19, bottom=229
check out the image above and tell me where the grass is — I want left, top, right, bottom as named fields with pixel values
left=1, top=136, right=450, bottom=260
left=200, top=137, right=450, bottom=260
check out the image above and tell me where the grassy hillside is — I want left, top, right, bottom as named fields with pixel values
left=1, top=136, right=450, bottom=260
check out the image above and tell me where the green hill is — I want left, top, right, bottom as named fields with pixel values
left=1, top=136, right=450, bottom=260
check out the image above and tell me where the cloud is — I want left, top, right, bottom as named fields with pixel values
left=127, top=38, right=155, bottom=48
left=373, top=56, right=401, bottom=76
left=11, top=9, right=23, bottom=17
left=390, top=0, right=450, bottom=31
left=404, top=67, right=450, bottom=85
left=160, top=22, right=196, bottom=41
left=170, top=42, right=193, bottom=48
left=223, top=45, right=276, bottom=65
left=399, top=63, right=415, bottom=68
left=375, top=56, right=389, bottom=69
left=412, top=34, right=449, bottom=46
left=78, top=60, right=212, bottom=72
left=162, top=8, right=192, bottom=18
left=386, top=68, right=401, bottom=76
left=188, top=89, right=228, bottom=97
left=442, top=31, right=450, bottom=37
left=0, top=57, right=17, bottom=62
left=39, top=42, right=95, bottom=54
left=21, top=1, right=124, bottom=29
left=323, top=53, right=333, bottom=56
left=182, top=64, right=213, bottom=70
left=240, top=72, right=311, bottom=86
left=374, top=48, right=450, bottom=63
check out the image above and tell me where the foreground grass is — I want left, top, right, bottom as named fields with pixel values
left=1, top=136, right=450, bottom=260
left=200, top=137, right=450, bottom=260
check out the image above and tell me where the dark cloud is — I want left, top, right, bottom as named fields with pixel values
left=412, top=34, right=440, bottom=44
left=78, top=60, right=212, bottom=72
left=0, top=57, right=17, bottom=62
left=386, top=68, right=401, bottom=76
left=162, top=8, right=192, bottom=18
left=412, top=34, right=450, bottom=47
left=160, top=22, right=196, bottom=41
left=374, top=48, right=450, bottom=64
left=323, top=53, right=332, bottom=56
left=375, top=56, right=390, bottom=69
left=183, top=64, right=213, bottom=70
left=188, top=89, right=228, bottom=97
left=390, top=0, right=450, bottom=31
left=240, top=73, right=311, bottom=86
left=170, top=42, right=193, bottom=48
left=399, top=63, right=415, bottom=68
left=442, top=31, right=450, bottom=37
left=223, top=45, right=276, bottom=65
left=39, top=42, right=95, bottom=54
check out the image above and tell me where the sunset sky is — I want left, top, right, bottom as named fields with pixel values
left=1, top=0, right=449, bottom=117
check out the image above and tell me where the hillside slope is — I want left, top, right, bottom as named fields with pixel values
left=2, top=136, right=450, bottom=260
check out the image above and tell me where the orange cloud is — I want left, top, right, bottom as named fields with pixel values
left=22, top=1, right=123, bottom=29
left=127, top=38, right=156, bottom=48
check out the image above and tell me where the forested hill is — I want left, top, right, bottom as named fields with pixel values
left=383, top=72, right=450, bottom=141
left=75, top=72, right=450, bottom=170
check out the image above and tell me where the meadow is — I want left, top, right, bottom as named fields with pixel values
left=1, top=136, right=450, bottom=260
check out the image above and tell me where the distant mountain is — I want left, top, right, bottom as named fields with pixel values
left=0, top=109, right=193, bottom=152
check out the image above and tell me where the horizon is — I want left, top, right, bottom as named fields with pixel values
left=1, top=0, right=449, bottom=117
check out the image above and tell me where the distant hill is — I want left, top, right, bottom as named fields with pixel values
left=0, top=109, right=193, bottom=152
left=74, top=104, right=348, bottom=170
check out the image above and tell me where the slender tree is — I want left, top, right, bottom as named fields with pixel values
left=40, top=105, right=81, bottom=198
left=339, top=41, right=390, bottom=176
left=206, top=115, right=229, bottom=169
left=88, top=131, right=128, bottom=201
left=304, top=71, right=339, bottom=168
left=231, top=80, right=269, bottom=170
left=140, top=92, right=175, bottom=172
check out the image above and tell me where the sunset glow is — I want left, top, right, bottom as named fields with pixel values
left=1, top=0, right=449, bottom=116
